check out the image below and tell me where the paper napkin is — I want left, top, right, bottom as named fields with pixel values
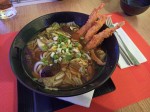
left=114, top=24, right=147, bottom=69
left=57, top=90, right=95, bottom=108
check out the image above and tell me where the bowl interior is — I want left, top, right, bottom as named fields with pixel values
left=9, top=12, right=119, bottom=97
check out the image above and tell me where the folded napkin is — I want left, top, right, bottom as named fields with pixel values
left=58, top=90, right=94, bottom=108
left=114, top=24, right=147, bottom=69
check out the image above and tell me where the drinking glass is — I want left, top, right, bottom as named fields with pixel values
left=0, top=0, right=17, bottom=19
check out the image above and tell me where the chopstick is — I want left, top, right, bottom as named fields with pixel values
left=116, top=32, right=140, bottom=65
left=119, top=46, right=133, bottom=65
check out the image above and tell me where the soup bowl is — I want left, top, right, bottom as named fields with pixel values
left=9, top=12, right=119, bottom=97
left=120, top=0, right=150, bottom=16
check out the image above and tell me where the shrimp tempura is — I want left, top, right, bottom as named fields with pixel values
left=85, top=21, right=125, bottom=50
left=72, top=3, right=105, bottom=40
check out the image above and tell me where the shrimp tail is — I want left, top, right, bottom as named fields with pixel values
left=88, top=3, right=105, bottom=23
left=72, top=3, right=105, bottom=40
left=114, top=21, right=125, bottom=30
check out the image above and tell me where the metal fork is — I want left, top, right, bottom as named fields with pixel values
left=106, top=16, right=140, bottom=66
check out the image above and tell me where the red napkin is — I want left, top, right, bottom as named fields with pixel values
left=0, top=12, right=150, bottom=112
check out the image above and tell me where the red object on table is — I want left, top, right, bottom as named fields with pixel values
left=0, top=32, right=17, bottom=112
left=0, top=13, right=150, bottom=112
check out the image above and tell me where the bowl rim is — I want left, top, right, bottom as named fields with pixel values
left=9, top=11, right=119, bottom=97
left=121, top=0, right=150, bottom=8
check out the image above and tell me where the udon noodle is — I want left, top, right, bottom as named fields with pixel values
left=25, top=22, right=106, bottom=90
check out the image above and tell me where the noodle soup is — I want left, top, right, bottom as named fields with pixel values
left=24, top=22, right=106, bottom=90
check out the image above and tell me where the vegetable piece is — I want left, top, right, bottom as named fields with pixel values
left=37, top=39, right=48, bottom=51
left=53, top=54, right=59, bottom=60
left=41, top=58, right=49, bottom=65
left=40, top=71, right=64, bottom=87
left=55, top=30, right=71, bottom=38
left=50, top=52, right=55, bottom=58
left=61, top=58, right=69, bottom=64
left=41, top=45, right=48, bottom=51
left=81, top=53, right=88, bottom=60
left=65, top=54, right=73, bottom=61
left=83, top=53, right=91, bottom=60
left=34, top=61, right=44, bottom=77
left=75, top=52, right=81, bottom=58
left=32, top=78, right=38, bottom=81
left=96, top=49, right=106, bottom=60
left=57, top=34, right=69, bottom=43
left=74, top=42, right=82, bottom=50
left=41, top=63, right=61, bottom=77
left=49, top=46, right=57, bottom=52
left=53, top=36, right=58, bottom=41
left=73, top=48, right=79, bottom=53
left=41, top=66, right=55, bottom=77
left=66, top=22, right=79, bottom=28
left=51, top=22, right=60, bottom=30
left=46, top=22, right=60, bottom=32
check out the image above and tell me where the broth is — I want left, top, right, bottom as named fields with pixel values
left=24, top=22, right=106, bottom=90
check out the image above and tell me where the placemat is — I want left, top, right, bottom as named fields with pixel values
left=0, top=12, right=150, bottom=112
left=0, top=32, right=17, bottom=112
left=56, top=13, right=150, bottom=112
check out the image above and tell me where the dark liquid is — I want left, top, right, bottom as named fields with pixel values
left=0, top=0, right=12, bottom=10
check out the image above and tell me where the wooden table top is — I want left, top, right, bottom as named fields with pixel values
left=0, top=0, right=150, bottom=112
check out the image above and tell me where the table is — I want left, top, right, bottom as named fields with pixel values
left=0, top=0, right=150, bottom=112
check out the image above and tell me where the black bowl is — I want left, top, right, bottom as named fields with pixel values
left=120, top=0, right=150, bottom=16
left=9, top=12, right=119, bottom=97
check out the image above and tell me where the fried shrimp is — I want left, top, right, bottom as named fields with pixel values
left=72, top=3, right=105, bottom=40
left=85, top=21, right=125, bottom=50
